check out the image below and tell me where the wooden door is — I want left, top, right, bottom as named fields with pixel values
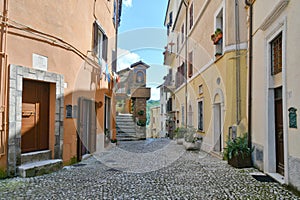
left=21, top=80, right=49, bottom=153
left=274, top=87, right=284, bottom=175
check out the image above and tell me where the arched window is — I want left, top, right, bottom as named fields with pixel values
left=136, top=71, right=144, bottom=83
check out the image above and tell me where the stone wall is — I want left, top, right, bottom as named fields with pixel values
left=8, top=65, right=64, bottom=176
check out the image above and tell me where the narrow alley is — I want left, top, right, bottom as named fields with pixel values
left=0, top=139, right=298, bottom=199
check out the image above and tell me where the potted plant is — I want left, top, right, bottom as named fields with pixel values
left=211, top=28, right=223, bottom=45
left=223, top=133, right=253, bottom=168
left=137, top=110, right=144, bottom=116
left=174, top=127, right=186, bottom=144
left=183, top=127, right=203, bottom=150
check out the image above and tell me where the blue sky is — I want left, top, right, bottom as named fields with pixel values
left=117, top=0, right=168, bottom=100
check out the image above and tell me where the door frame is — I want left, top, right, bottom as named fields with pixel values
left=213, top=88, right=225, bottom=152
left=77, top=97, right=96, bottom=161
left=264, top=18, right=288, bottom=183
left=8, top=65, right=64, bottom=175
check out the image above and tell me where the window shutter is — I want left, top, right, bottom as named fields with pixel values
left=93, top=22, right=98, bottom=56
left=102, top=35, right=108, bottom=61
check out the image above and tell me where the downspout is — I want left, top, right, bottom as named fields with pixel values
left=183, top=0, right=188, bottom=128
left=245, top=0, right=253, bottom=152
left=235, top=0, right=241, bottom=124
left=0, top=0, right=9, bottom=170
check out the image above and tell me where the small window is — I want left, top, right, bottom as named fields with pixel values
left=189, top=2, right=194, bottom=29
left=169, top=12, right=173, bottom=26
left=215, top=9, right=223, bottom=56
left=181, top=24, right=185, bottom=44
left=181, top=105, right=185, bottom=126
left=177, top=35, right=180, bottom=53
left=93, top=22, right=108, bottom=63
left=136, top=71, right=144, bottom=83
left=188, top=51, right=193, bottom=78
left=198, top=100, right=204, bottom=131
left=271, top=33, right=282, bottom=75
left=198, top=85, right=203, bottom=94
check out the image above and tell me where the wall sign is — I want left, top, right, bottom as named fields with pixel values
left=32, top=53, right=48, bottom=71
left=288, top=107, right=297, bottom=128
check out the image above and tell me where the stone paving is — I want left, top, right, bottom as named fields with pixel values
left=0, top=138, right=299, bottom=199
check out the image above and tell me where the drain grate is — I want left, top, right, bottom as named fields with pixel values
left=72, top=163, right=87, bottom=167
left=252, top=175, right=276, bottom=182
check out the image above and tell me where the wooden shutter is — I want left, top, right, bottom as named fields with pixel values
left=102, top=35, right=108, bottom=62
left=93, top=22, right=98, bottom=56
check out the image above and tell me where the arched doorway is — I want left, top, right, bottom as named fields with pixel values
left=213, top=89, right=224, bottom=152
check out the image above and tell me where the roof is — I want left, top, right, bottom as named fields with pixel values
left=117, top=67, right=131, bottom=75
left=130, top=60, right=150, bottom=69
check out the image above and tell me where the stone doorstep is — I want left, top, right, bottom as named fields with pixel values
left=18, top=159, right=63, bottom=178
left=21, top=150, right=51, bottom=165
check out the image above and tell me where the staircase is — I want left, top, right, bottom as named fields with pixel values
left=18, top=150, right=62, bottom=178
left=116, top=114, right=141, bottom=141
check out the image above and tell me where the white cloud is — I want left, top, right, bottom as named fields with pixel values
left=117, top=48, right=140, bottom=71
left=123, top=0, right=133, bottom=7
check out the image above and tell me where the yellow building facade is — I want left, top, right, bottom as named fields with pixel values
left=164, top=0, right=248, bottom=154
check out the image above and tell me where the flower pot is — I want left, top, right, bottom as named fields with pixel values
left=183, top=140, right=202, bottom=151
left=176, top=138, right=184, bottom=145
left=228, top=153, right=252, bottom=168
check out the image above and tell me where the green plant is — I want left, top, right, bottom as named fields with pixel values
left=223, top=133, right=253, bottom=160
left=215, top=28, right=222, bottom=35
left=184, top=127, right=203, bottom=143
left=0, top=168, right=7, bottom=179
left=111, top=138, right=117, bottom=143
left=174, top=127, right=187, bottom=139
left=137, top=119, right=146, bottom=127
left=137, top=110, right=144, bottom=116
left=68, top=156, right=78, bottom=166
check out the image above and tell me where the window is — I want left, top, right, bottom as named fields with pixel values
left=93, top=22, right=108, bottom=64
left=181, top=105, right=185, bottom=126
left=169, top=12, right=173, bottom=27
left=198, top=100, right=204, bottom=131
left=181, top=24, right=184, bottom=44
left=177, top=35, right=179, bottom=53
left=189, top=2, right=194, bottom=29
left=271, top=33, right=282, bottom=75
left=188, top=105, right=193, bottom=127
left=215, top=9, right=223, bottom=56
left=188, top=51, right=193, bottom=78
left=198, top=85, right=203, bottom=94
left=136, top=71, right=144, bottom=83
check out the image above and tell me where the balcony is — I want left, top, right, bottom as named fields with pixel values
left=163, top=43, right=176, bottom=66
left=131, top=87, right=151, bottom=100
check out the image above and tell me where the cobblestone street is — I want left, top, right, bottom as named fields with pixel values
left=0, top=138, right=299, bottom=199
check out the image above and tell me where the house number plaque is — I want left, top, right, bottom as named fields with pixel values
left=288, top=107, right=297, bottom=128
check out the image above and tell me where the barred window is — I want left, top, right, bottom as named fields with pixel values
left=271, top=33, right=282, bottom=75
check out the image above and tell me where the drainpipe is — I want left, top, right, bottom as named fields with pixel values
left=235, top=0, right=241, bottom=125
left=245, top=0, right=253, bottom=151
left=182, top=0, right=188, bottom=128
left=0, top=0, right=9, bottom=170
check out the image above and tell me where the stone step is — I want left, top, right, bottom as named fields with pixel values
left=116, top=136, right=142, bottom=141
left=21, top=150, right=51, bottom=165
left=116, top=119, right=135, bottom=123
left=116, top=123, right=135, bottom=128
left=117, top=128, right=136, bottom=133
left=18, top=159, right=63, bottom=178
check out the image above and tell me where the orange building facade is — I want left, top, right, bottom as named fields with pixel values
left=0, top=0, right=122, bottom=176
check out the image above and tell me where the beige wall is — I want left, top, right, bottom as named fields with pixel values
left=168, top=0, right=248, bottom=152
left=251, top=0, right=300, bottom=189
left=1, top=0, right=117, bottom=166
